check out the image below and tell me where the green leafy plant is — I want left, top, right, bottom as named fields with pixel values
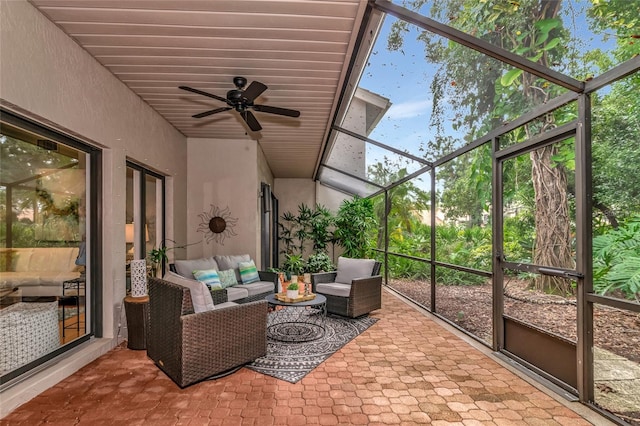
left=305, top=252, right=334, bottom=274
left=334, top=196, right=377, bottom=259
left=278, top=203, right=335, bottom=258
left=593, top=217, right=640, bottom=301
left=147, top=239, right=199, bottom=274
left=287, top=282, right=299, bottom=291
left=282, top=253, right=305, bottom=276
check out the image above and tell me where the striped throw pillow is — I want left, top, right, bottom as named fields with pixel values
left=238, top=260, right=260, bottom=284
left=192, top=268, right=222, bottom=290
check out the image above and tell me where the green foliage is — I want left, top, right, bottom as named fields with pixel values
left=369, top=159, right=430, bottom=250
left=148, top=239, right=198, bottom=269
left=503, top=216, right=534, bottom=263
left=593, top=217, right=640, bottom=301
left=439, top=144, right=492, bottom=226
left=588, top=0, right=640, bottom=63
left=334, top=196, right=377, bottom=259
left=305, top=251, right=334, bottom=273
left=435, top=224, right=492, bottom=273
left=278, top=203, right=335, bottom=258
left=287, top=282, right=299, bottom=291
left=282, top=253, right=305, bottom=275
left=591, top=76, right=640, bottom=229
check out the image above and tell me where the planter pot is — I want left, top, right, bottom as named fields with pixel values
left=303, top=273, right=311, bottom=283
left=286, top=289, right=298, bottom=299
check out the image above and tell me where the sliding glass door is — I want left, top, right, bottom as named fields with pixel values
left=1, top=110, right=100, bottom=384
left=126, top=162, right=164, bottom=282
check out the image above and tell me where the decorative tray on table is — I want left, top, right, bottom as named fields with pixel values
left=274, top=293, right=317, bottom=303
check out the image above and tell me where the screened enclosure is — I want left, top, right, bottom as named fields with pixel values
left=317, top=1, right=640, bottom=424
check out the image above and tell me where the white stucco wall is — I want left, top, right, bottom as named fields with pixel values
left=0, top=0, right=187, bottom=416
left=316, top=182, right=349, bottom=212
left=273, top=178, right=316, bottom=218
left=186, top=138, right=260, bottom=263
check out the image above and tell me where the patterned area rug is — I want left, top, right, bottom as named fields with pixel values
left=247, top=314, right=378, bottom=383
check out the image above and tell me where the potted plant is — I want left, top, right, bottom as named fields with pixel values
left=286, top=282, right=299, bottom=299
left=147, top=239, right=200, bottom=277
left=282, top=253, right=305, bottom=281
left=305, top=252, right=334, bottom=274
left=148, top=246, right=169, bottom=277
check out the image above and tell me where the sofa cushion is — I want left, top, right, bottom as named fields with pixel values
left=192, top=268, right=222, bottom=290
left=316, top=282, right=352, bottom=298
left=238, top=260, right=260, bottom=284
left=226, top=286, right=249, bottom=302
left=335, top=257, right=376, bottom=284
left=174, top=257, right=218, bottom=279
left=214, top=254, right=250, bottom=281
left=235, top=281, right=274, bottom=297
left=218, top=269, right=238, bottom=288
left=163, top=271, right=215, bottom=312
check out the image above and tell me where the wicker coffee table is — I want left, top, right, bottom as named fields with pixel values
left=265, top=293, right=327, bottom=342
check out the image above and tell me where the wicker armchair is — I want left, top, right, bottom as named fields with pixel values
left=311, top=260, right=382, bottom=318
left=147, top=277, right=267, bottom=388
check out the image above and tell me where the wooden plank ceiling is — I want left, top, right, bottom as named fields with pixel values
left=29, top=0, right=369, bottom=178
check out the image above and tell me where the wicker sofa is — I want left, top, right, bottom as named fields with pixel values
left=311, top=257, right=382, bottom=318
left=170, top=254, right=276, bottom=304
left=147, top=277, right=268, bottom=388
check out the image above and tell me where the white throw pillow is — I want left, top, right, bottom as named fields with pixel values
left=334, top=257, right=376, bottom=284
left=163, top=271, right=215, bottom=312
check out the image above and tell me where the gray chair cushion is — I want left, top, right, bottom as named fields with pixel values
left=214, top=254, right=251, bottom=281
left=235, top=281, right=274, bottom=297
left=163, top=271, right=215, bottom=312
left=316, top=282, right=352, bottom=298
left=174, top=257, right=218, bottom=279
left=334, top=257, right=376, bottom=284
left=226, top=286, right=249, bottom=302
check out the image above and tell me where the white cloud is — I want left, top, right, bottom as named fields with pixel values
left=385, top=99, right=432, bottom=119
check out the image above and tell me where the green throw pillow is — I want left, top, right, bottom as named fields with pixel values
left=238, top=260, right=260, bottom=284
left=192, top=268, right=222, bottom=290
left=218, top=269, right=238, bottom=288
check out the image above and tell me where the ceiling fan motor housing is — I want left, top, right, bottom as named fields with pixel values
left=227, top=89, right=246, bottom=111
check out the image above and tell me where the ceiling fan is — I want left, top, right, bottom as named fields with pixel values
left=179, top=76, right=300, bottom=132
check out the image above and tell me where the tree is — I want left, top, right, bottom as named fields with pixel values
left=368, top=159, right=430, bottom=249
left=389, top=0, right=578, bottom=294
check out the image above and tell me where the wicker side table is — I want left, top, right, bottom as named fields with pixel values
left=124, top=295, right=149, bottom=350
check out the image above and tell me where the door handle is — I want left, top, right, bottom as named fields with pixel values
left=538, top=267, right=583, bottom=279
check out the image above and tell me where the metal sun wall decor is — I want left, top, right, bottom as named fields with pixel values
left=197, top=204, right=238, bottom=245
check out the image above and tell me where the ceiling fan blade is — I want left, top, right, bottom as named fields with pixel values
left=253, top=104, right=301, bottom=117
left=242, top=81, right=268, bottom=103
left=179, top=86, right=230, bottom=105
left=192, top=107, right=231, bottom=119
left=241, top=110, right=262, bottom=132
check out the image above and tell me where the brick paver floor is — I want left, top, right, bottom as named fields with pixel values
left=1, top=290, right=610, bottom=425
